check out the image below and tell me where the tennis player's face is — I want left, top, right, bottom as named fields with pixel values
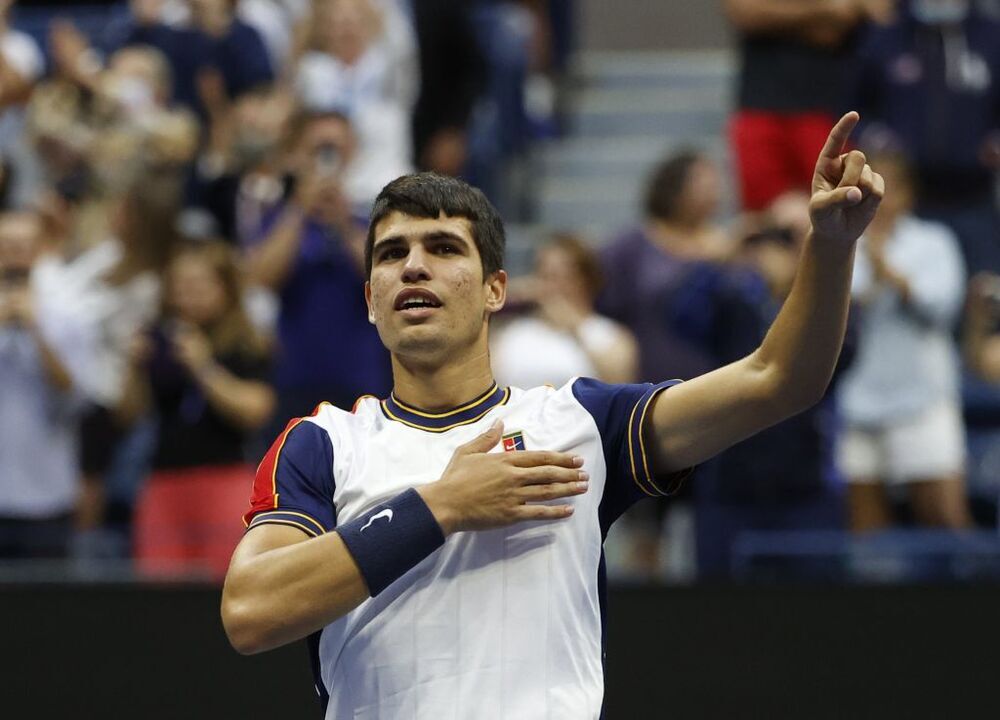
left=365, top=211, right=506, bottom=361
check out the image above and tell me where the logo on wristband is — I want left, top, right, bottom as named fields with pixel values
left=360, top=508, right=394, bottom=532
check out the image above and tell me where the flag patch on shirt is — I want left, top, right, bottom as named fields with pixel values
left=502, top=431, right=526, bottom=452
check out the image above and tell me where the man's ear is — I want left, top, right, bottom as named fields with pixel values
left=484, top=269, right=507, bottom=314
left=364, top=281, right=375, bottom=324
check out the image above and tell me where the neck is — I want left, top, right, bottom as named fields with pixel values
left=647, top=217, right=713, bottom=256
left=390, top=335, right=495, bottom=411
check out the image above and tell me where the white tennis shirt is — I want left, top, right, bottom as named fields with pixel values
left=244, top=378, right=686, bottom=719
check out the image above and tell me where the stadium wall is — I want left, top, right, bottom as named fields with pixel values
left=4, top=583, right=997, bottom=718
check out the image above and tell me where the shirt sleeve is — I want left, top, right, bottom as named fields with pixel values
left=243, top=416, right=336, bottom=537
left=571, top=378, right=692, bottom=530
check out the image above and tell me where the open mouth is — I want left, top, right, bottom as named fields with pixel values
left=393, top=288, right=443, bottom=316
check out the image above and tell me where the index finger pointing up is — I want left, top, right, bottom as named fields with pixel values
left=819, top=111, right=860, bottom=161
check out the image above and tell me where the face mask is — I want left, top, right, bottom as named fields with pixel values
left=109, top=76, right=156, bottom=116
left=911, top=0, right=970, bottom=23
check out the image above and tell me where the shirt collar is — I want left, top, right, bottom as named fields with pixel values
left=381, top=382, right=509, bottom=432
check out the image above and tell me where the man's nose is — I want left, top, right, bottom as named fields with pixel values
left=401, top=246, right=431, bottom=283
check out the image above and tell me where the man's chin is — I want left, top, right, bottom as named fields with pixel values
left=390, top=326, right=449, bottom=359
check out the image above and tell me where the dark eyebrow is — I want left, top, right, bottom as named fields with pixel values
left=424, top=231, right=469, bottom=248
left=372, top=231, right=470, bottom=253
left=372, top=235, right=407, bottom=254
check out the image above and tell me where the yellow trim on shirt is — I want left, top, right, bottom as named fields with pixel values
left=382, top=388, right=510, bottom=432
left=390, top=383, right=500, bottom=418
left=247, top=517, right=319, bottom=538
left=626, top=397, right=658, bottom=497
left=250, top=509, right=326, bottom=536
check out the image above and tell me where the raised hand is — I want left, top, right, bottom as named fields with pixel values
left=809, top=111, right=885, bottom=247
left=418, top=420, right=589, bottom=535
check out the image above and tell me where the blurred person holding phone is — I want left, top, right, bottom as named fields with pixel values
left=295, top=0, right=415, bottom=204
left=245, top=110, right=391, bottom=428
left=837, top=152, right=971, bottom=531
left=492, top=234, right=638, bottom=389
left=124, top=240, right=275, bottom=579
left=0, top=210, right=95, bottom=558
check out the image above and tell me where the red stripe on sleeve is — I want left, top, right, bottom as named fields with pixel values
left=243, top=417, right=305, bottom=527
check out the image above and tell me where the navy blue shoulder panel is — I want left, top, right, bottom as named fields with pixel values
left=245, top=418, right=338, bottom=537
left=571, top=377, right=689, bottom=536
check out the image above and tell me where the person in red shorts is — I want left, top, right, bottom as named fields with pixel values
left=126, top=241, right=276, bottom=579
left=725, top=0, right=892, bottom=210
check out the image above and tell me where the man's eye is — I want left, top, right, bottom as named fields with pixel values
left=437, top=244, right=458, bottom=254
left=379, top=248, right=406, bottom=261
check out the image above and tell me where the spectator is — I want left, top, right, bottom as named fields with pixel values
left=53, top=187, right=174, bottom=552
left=725, top=0, right=887, bottom=210
left=244, top=110, right=391, bottom=426
left=295, top=0, right=415, bottom=205
left=0, top=0, right=46, bottom=208
left=0, top=210, right=94, bottom=559
left=410, top=0, right=485, bottom=177
left=851, top=0, right=1000, bottom=274
left=237, top=0, right=311, bottom=75
left=125, top=240, right=275, bottom=579
left=837, top=152, right=972, bottom=531
left=189, top=82, right=296, bottom=243
left=121, top=0, right=274, bottom=115
left=600, top=150, right=731, bottom=384
left=30, top=40, right=198, bottom=251
left=492, top=234, right=637, bottom=388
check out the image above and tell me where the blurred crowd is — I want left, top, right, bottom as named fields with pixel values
left=0, top=0, right=999, bottom=584
left=500, top=0, right=1000, bottom=582
left=0, top=0, right=569, bottom=576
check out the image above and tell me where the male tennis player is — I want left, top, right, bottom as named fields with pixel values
left=222, top=112, right=882, bottom=718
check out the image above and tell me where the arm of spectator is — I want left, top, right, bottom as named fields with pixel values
left=874, top=226, right=965, bottom=328
left=3, top=286, right=74, bottom=392
left=244, top=203, right=308, bottom=290
left=32, top=329, right=74, bottom=393
left=724, top=0, right=863, bottom=44
left=964, top=274, right=1000, bottom=382
left=115, top=332, right=153, bottom=426
left=196, top=67, right=236, bottom=174
left=170, top=323, right=276, bottom=431
left=48, top=20, right=104, bottom=92
left=647, top=112, right=883, bottom=472
left=571, top=315, right=638, bottom=385
left=588, top=324, right=639, bottom=385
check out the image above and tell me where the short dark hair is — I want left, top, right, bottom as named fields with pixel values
left=365, top=173, right=505, bottom=279
left=644, top=150, right=701, bottom=222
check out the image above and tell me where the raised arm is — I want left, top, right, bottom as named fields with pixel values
left=649, top=111, right=883, bottom=473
